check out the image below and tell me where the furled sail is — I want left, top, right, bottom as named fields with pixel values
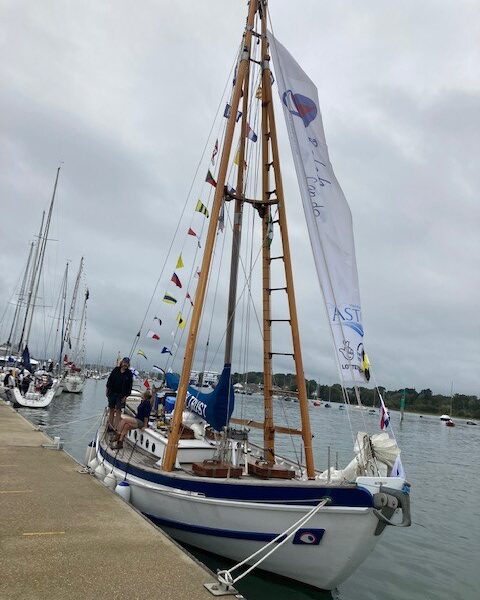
left=269, top=32, right=367, bottom=383
left=165, top=363, right=235, bottom=431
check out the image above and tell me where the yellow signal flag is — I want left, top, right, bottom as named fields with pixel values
left=176, top=254, right=184, bottom=269
left=195, top=200, right=209, bottom=218
left=255, top=85, right=262, bottom=99
left=176, top=312, right=186, bottom=329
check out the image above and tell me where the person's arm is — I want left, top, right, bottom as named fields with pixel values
left=106, top=368, right=114, bottom=396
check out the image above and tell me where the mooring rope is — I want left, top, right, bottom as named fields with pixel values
left=38, top=412, right=103, bottom=429
left=217, top=497, right=330, bottom=587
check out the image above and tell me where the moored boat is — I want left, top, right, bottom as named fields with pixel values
left=90, top=1, right=410, bottom=591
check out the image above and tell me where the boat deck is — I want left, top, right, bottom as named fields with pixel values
left=99, top=420, right=355, bottom=492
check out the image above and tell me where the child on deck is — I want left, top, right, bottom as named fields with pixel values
left=111, top=390, right=152, bottom=449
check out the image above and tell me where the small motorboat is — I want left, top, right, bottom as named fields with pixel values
left=324, top=403, right=331, bottom=408
left=466, top=421, right=477, bottom=426
left=440, top=414, right=451, bottom=421
left=445, top=419, right=455, bottom=427
left=313, top=400, right=321, bottom=407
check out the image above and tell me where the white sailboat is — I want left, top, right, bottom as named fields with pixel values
left=90, top=2, right=410, bottom=591
left=1, top=168, right=62, bottom=408
left=58, top=259, right=88, bottom=394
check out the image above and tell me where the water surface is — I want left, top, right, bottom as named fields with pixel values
left=18, top=380, right=480, bottom=599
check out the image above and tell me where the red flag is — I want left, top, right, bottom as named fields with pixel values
left=188, top=228, right=201, bottom=248
left=143, top=378, right=150, bottom=389
left=171, top=273, right=182, bottom=288
left=186, top=292, right=194, bottom=307
left=205, top=170, right=217, bottom=188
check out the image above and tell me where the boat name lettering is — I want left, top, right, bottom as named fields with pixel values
left=186, top=393, right=207, bottom=418
left=305, top=136, right=332, bottom=218
left=332, top=306, right=361, bottom=323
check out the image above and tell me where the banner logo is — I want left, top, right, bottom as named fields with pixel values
left=282, top=90, right=317, bottom=127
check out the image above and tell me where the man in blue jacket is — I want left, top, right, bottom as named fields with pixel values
left=106, top=357, right=133, bottom=431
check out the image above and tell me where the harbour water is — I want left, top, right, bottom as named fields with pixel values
left=18, top=379, right=479, bottom=600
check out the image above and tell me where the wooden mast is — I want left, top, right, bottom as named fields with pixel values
left=163, top=0, right=258, bottom=472
left=259, top=2, right=315, bottom=478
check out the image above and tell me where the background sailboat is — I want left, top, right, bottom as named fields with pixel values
left=1, top=168, right=62, bottom=408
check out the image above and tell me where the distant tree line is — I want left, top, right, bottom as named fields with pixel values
left=231, top=372, right=480, bottom=419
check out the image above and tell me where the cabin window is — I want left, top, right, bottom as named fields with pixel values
left=146, top=439, right=149, bottom=449
left=152, top=443, right=156, bottom=453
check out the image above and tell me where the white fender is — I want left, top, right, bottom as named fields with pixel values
left=115, top=481, right=131, bottom=502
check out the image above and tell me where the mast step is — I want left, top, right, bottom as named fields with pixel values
left=269, top=319, right=291, bottom=323
left=248, top=461, right=295, bottom=480
left=268, top=256, right=284, bottom=261
left=267, top=287, right=287, bottom=292
left=269, top=352, right=294, bottom=357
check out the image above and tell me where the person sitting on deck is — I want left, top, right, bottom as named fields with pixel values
left=35, top=374, right=53, bottom=395
left=111, top=390, right=152, bottom=449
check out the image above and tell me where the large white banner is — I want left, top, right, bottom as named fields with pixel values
left=269, top=32, right=367, bottom=384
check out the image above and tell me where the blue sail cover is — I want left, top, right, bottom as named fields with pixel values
left=165, top=363, right=235, bottom=431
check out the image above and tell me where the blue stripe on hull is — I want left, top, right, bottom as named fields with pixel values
left=148, top=514, right=327, bottom=546
left=146, top=513, right=283, bottom=542
left=99, top=445, right=372, bottom=507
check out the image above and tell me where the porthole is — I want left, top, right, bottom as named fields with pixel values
left=146, top=439, right=149, bottom=449
left=134, top=431, right=137, bottom=440
left=140, top=434, right=144, bottom=444
left=152, top=443, right=156, bottom=453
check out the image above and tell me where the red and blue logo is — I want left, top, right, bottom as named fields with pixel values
left=282, top=90, right=317, bottom=127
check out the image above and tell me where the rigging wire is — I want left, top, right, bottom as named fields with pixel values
left=128, top=45, right=242, bottom=360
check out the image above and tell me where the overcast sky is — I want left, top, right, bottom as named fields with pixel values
left=1, top=1, right=479, bottom=396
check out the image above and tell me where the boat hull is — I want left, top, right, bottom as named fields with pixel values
left=63, top=375, right=84, bottom=394
left=13, top=383, right=57, bottom=408
left=98, top=443, right=396, bottom=590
